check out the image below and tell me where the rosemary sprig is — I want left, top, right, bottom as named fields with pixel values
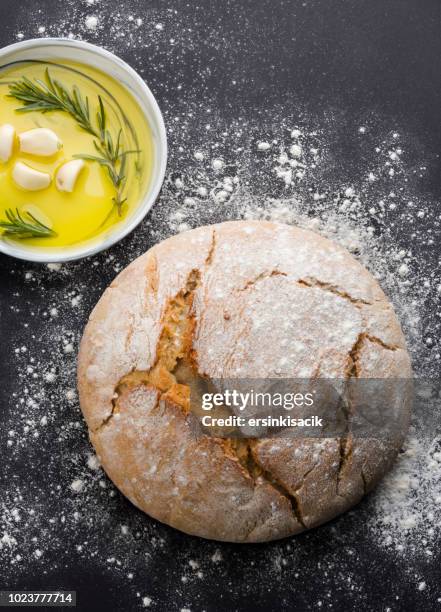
left=8, top=69, right=137, bottom=215
left=0, top=208, right=56, bottom=238
left=9, top=70, right=95, bottom=135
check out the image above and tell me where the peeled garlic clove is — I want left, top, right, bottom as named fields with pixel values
left=19, top=128, right=62, bottom=157
left=0, top=124, right=15, bottom=162
left=12, top=162, right=51, bottom=191
left=56, top=159, right=85, bottom=193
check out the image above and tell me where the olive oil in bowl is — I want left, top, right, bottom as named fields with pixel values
left=0, top=59, right=153, bottom=253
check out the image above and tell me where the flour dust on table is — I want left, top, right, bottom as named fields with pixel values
left=0, top=0, right=440, bottom=610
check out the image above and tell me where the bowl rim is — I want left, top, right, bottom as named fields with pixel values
left=0, top=37, right=167, bottom=264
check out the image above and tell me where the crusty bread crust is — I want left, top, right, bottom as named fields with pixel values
left=77, top=221, right=412, bottom=542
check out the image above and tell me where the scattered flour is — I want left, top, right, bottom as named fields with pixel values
left=85, top=15, right=98, bottom=30
left=70, top=479, right=85, bottom=493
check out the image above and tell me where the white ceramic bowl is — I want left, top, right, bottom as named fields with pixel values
left=0, top=38, right=167, bottom=263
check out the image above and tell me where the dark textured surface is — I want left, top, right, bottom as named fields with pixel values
left=0, top=1, right=440, bottom=611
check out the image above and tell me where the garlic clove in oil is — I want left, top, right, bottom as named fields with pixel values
left=19, top=128, right=62, bottom=157
left=0, top=124, right=15, bottom=162
left=12, top=162, right=51, bottom=191
left=56, top=159, right=85, bottom=192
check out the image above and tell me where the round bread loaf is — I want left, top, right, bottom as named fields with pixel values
left=78, top=221, right=412, bottom=542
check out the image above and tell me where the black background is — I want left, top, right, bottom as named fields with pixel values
left=0, top=1, right=440, bottom=611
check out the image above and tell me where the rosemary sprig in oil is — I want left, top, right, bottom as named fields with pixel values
left=8, top=68, right=138, bottom=215
left=0, top=208, right=56, bottom=238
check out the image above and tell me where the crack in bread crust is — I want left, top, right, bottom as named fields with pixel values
left=335, top=332, right=363, bottom=494
left=95, top=231, right=220, bottom=432
left=205, top=229, right=217, bottom=266
left=297, top=276, right=372, bottom=306
left=93, top=398, right=118, bottom=432
left=346, top=332, right=364, bottom=378
left=93, top=269, right=201, bottom=431
left=195, top=230, right=217, bottom=348
left=253, top=463, right=307, bottom=530
left=228, top=439, right=307, bottom=529
left=364, top=334, right=398, bottom=351
left=336, top=329, right=399, bottom=496
left=238, top=270, right=287, bottom=292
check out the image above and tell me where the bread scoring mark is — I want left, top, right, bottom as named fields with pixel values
left=145, top=253, right=159, bottom=295
left=336, top=435, right=353, bottom=498
left=335, top=331, right=364, bottom=495
left=310, top=351, right=324, bottom=379
left=91, top=372, right=161, bottom=433
left=193, top=230, right=218, bottom=347
left=124, top=312, right=135, bottom=353
left=229, top=439, right=307, bottom=530
left=271, top=447, right=328, bottom=529
left=297, top=276, right=372, bottom=306
left=94, top=396, right=118, bottom=432
left=92, top=269, right=201, bottom=432
left=346, top=332, right=364, bottom=379
left=237, top=270, right=287, bottom=292
left=346, top=333, right=399, bottom=382
left=95, top=231, right=220, bottom=433
left=132, top=268, right=200, bottom=410
left=364, top=334, right=399, bottom=352
left=205, top=229, right=217, bottom=266
left=336, top=328, right=400, bottom=496
left=152, top=268, right=200, bottom=378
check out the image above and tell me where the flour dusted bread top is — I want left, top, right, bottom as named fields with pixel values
left=78, top=221, right=412, bottom=542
